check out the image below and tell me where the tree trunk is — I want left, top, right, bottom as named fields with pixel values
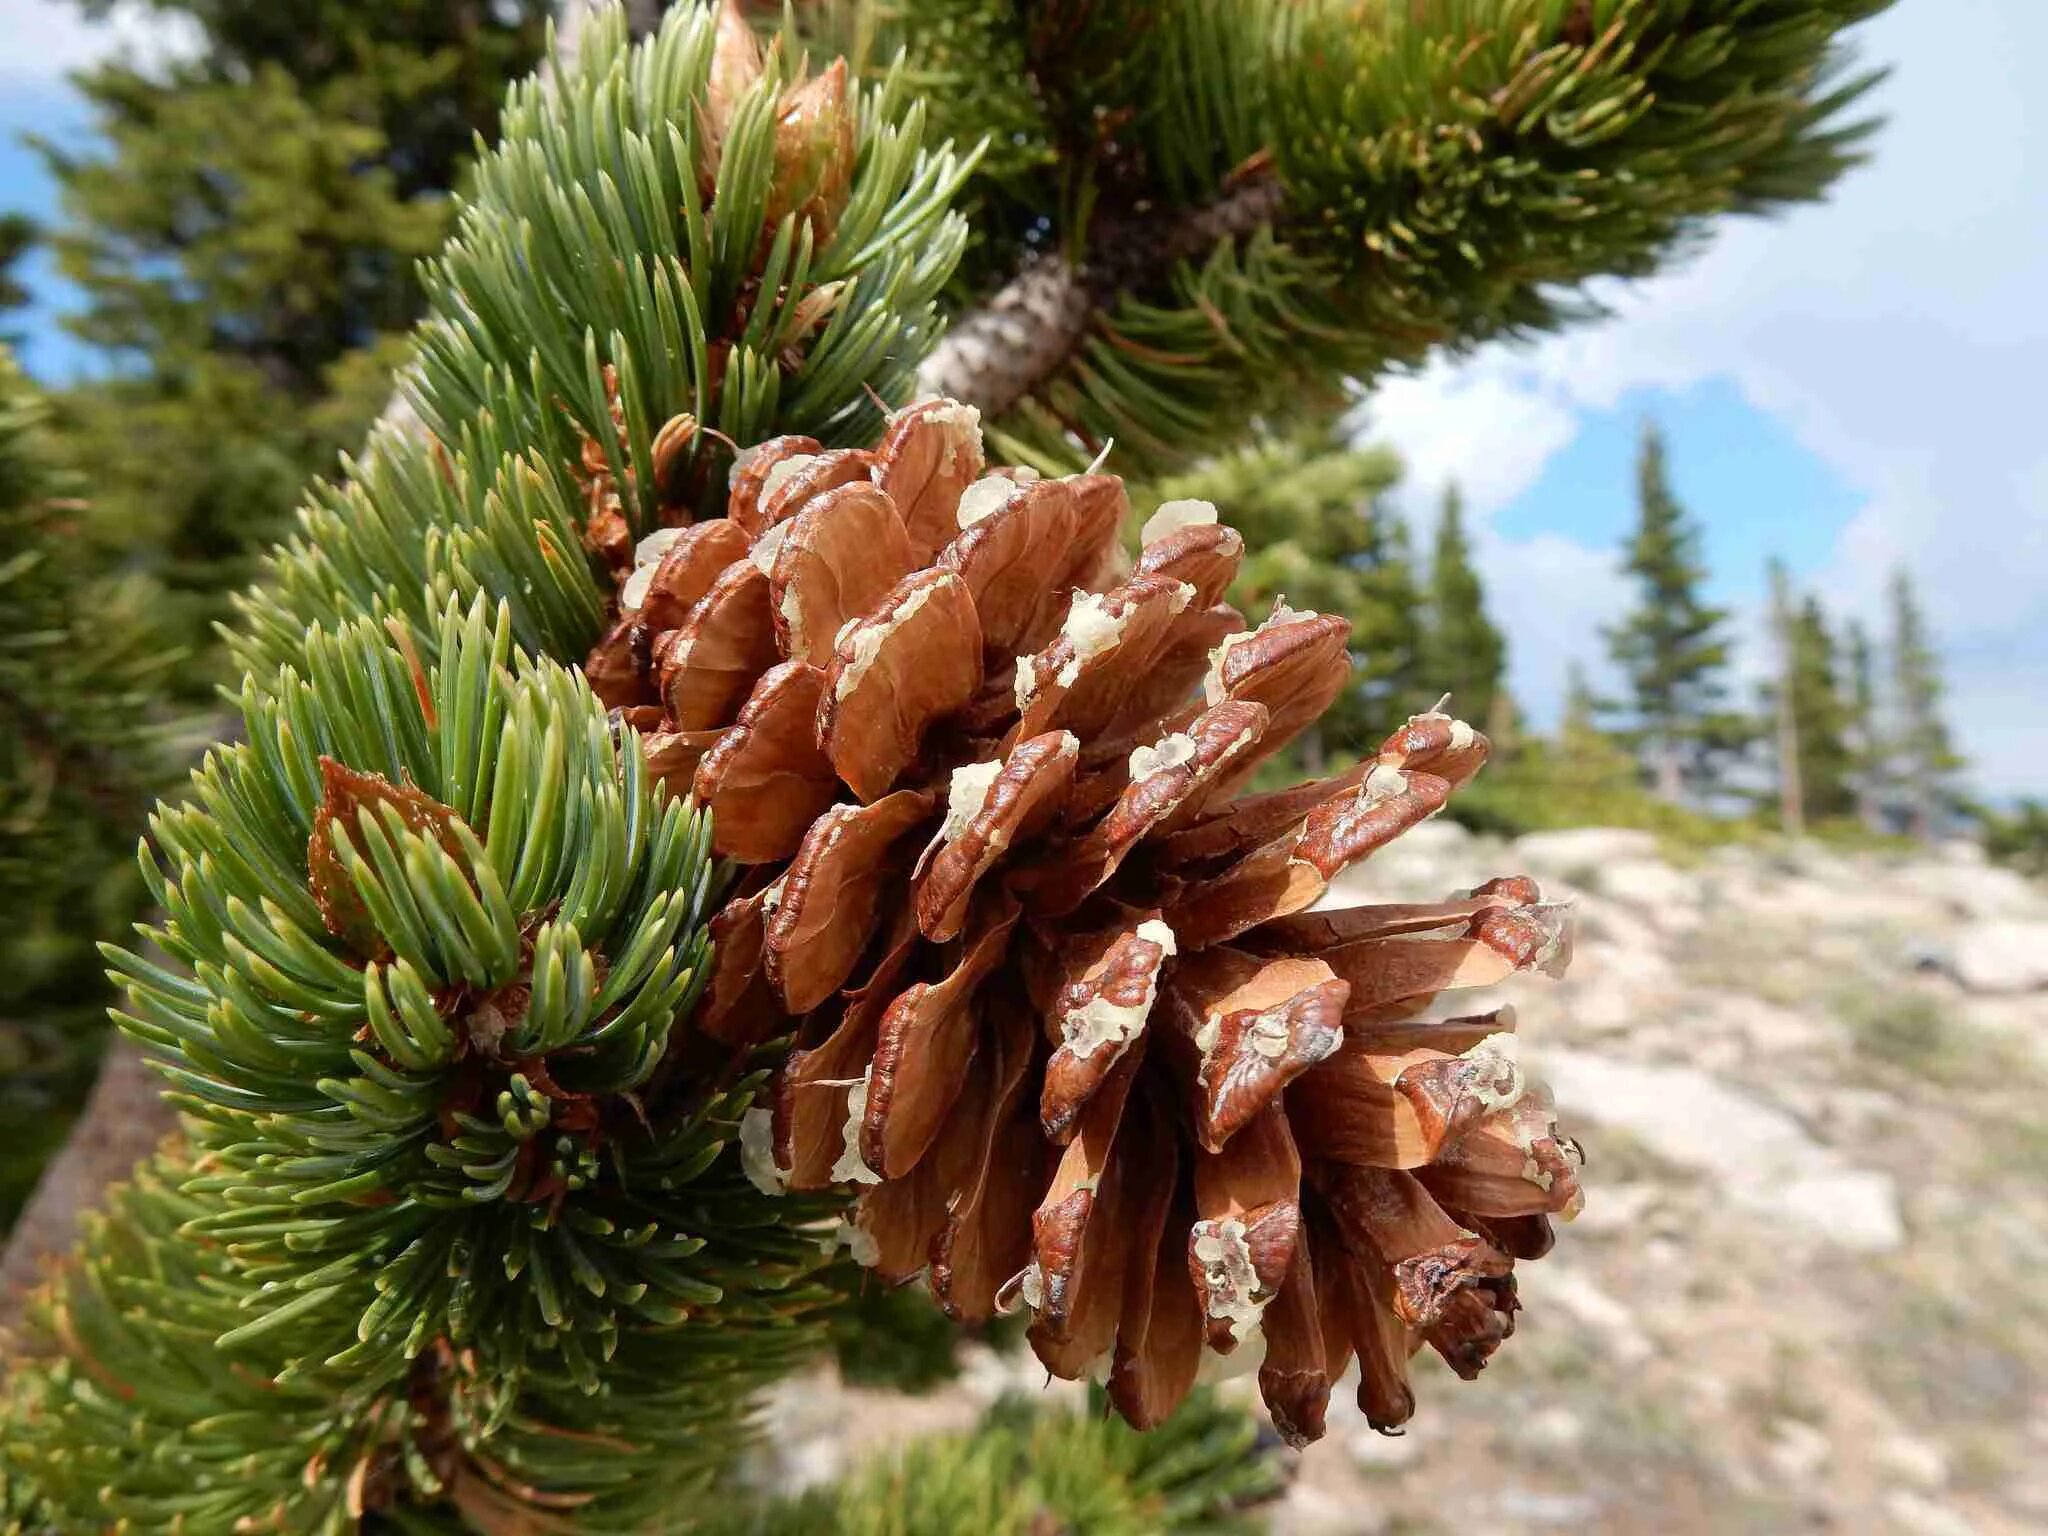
left=0, top=1040, right=176, bottom=1338
left=1653, top=737, right=1684, bottom=804
left=1776, top=686, right=1804, bottom=840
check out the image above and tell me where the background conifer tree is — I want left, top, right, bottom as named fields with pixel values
left=1605, top=421, right=1742, bottom=802
left=1766, top=556, right=1807, bottom=834
left=0, top=218, right=32, bottom=330
left=0, top=349, right=179, bottom=1226
left=1887, top=567, right=1963, bottom=840
left=1420, top=482, right=1506, bottom=738
left=34, top=0, right=554, bottom=685
left=1787, top=594, right=1855, bottom=821
left=1843, top=616, right=1884, bottom=830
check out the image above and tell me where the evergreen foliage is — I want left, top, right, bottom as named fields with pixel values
left=3, top=597, right=842, bottom=1529
left=0, top=350, right=181, bottom=1223
left=1887, top=568, right=1963, bottom=839
left=818, top=0, right=1892, bottom=475
left=228, top=3, right=971, bottom=688
left=3, top=7, right=975, bottom=1522
left=1784, top=594, right=1855, bottom=821
left=1451, top=662, right=1729, bottom=844
left=1604, top=420, right=1743, bottom=801
left=0, top=217, right=30, bottom=324
left=1983, top=799, right=2048, bottom=879
left=1842, top=617, right=1882, bottom=829
left=1420, top=483, right=1507, bottom=737
left=1146, top=417, right=1422, bottom=770
left=706, top=1387, right=1283, bottom=1536
left=34, top=0, right=557, bottom=683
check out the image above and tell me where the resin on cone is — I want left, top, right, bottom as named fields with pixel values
left=584, top=398, right=1583, bottom=1444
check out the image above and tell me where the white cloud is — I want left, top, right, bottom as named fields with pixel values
left=0, top=0, right=199, bottom=81
left=1355, top=0, right=2048, bottom=798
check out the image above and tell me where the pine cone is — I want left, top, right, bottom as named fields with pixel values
left=584, top=400, right=1583, bottom=1443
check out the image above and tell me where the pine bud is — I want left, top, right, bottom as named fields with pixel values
left=769, top=58, right=857, bottom=243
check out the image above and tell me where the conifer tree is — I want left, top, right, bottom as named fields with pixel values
left=3, top=2, right=1899, bottom=1527
left=1887, top=567, right=1962, bottom=840
left=1843, top=616, right=1884, bottom=830
left=34, top=0, right=555, bottom=681
left=0, top=349, right=178, bottom=1225
left=1605, top=421, right=1742, bottom=802
left=0, top=218, right=31, bottom=329
left=1766, top=557, right=1806, bottom=835
left=1791, top=596, right=1856, bottom=821
left=1420, top=483, right=1506, bottom=739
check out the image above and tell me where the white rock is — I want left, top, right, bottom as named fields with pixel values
left=1493, top=1488, right=1600, bottom=1526
left=1950, top=920, right=2048, bottom=993
left=1877, top=1434, right=1950, bottom=1492
left=1511, top=827, right=1660, bottom=880
left=1521, top=1405, right=1587, bottom=1451
left=1347, top=1425, right=1423, bottom=1471
left=1597, top=859, right=1704, bottom=929
left=1569, top=1181, right=1662, bottom=1236
left=1542, top=1050, right=1905, bottom=1252
left=1513, top=1264, right=1654, bottom=1365
left=1883, top=1491, right=1979, bottom=1536
left=1910, top=861, right=2048, bottom=921
left=1766, top=1418, right=1834, bottom=1483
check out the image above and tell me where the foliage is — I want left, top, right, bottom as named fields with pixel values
left=1888, top=568, right=1965, bottom=837
left=814, top=0, right=1893, bottom=475
left=228, top=5, right=970, bottom=688
left=1842, top=616, right=1882, bottom=826
left=34, top=0, right=556, bottom=686
left=1420, top=483, right=1506, bottom=737
left=1983, top=799, right=2048, bottom=879
left=1604, top=420, right=1745, bottom=800
left=0, top=350, right=183, bottom=1223
left=705, top=1387, right=1284, bottom=1536
left=2, top=0, right=1910, bottom=1526
left=826, top=1280, right=1019, bottom=1393
left=3, top=597, right=842, bottom=1529
left=0, top=216, right=31, bottom=324
left=1452, top=664, right=1746, bottom=850
left=2, top=7, right=978, bottom=1523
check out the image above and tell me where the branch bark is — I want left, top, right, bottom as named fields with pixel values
left=0, top=1040, right=174, bottom=1337
left=915, top=168, right=1285, bottom=419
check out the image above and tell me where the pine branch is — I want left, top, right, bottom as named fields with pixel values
left=915, top=167, right=1285, bottom=419
left=855, top=0, right=1895, bottom=472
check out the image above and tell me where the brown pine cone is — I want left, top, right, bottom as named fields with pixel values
left=584, top=399, right=1582, bottom=1443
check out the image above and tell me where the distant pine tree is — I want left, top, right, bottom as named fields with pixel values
left=1888, top=568, right=1964, bottom=839
left=1788, top=595, right=1855, bottom=820
left=34, top=0, right=552, bottom=689
left=1420, top=482, right=1507, bottom=737
left=1766, top=558, right=1806, bottom=834
left=1843, top=617, right=1884, bottom=830
left=0, top=349, right=178, bottom=1222
left=0, top=214, right=31, bottom=326
left=1605, top=421, right=1742, bottom=801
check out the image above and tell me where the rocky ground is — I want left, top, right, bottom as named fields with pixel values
left=761, top=827, right=2048, bottom=1535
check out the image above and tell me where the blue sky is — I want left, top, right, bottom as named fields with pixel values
left=4, top=0, right=2044, bottom=797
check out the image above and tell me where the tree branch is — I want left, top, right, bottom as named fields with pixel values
left=915, top=168, right=1286, bottom=419
left=0, top=1039, right=175, bottom=1339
